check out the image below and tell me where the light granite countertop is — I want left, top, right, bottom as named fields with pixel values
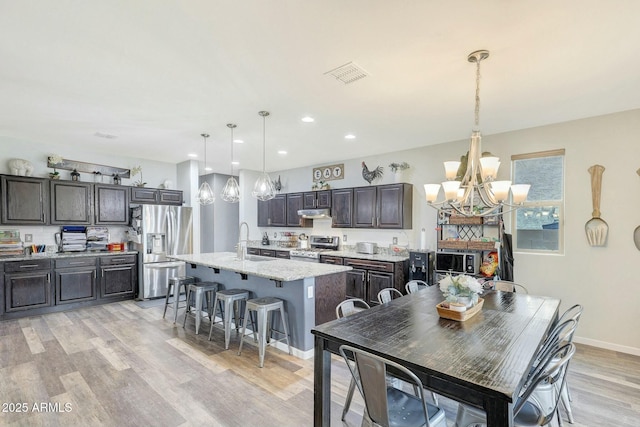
left=321, top=250, right=409, bottom=263
left=0, top=250, right=138, bottom=262
left=169, top=252, right=352, bottom=282
left=247, top=245, right=409, bottom=263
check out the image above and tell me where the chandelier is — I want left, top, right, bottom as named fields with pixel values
left=424, top=50, right=530, bottom=217
left=196, top=133, right=215, bottom=205
left=221, top=123, right=240, bottom=203
left=252, top=111, right=276, bottom=201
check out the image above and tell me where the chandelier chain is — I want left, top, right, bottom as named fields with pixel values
left=474, top=58, right=481, bottom=128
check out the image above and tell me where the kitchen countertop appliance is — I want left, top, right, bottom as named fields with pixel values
left=290, top=235, right=339, bottom=262
left=409, top=250, right=434, bottom=285
left=128, top=204, right=193, bottom=299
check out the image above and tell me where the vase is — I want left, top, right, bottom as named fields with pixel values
left=457, top=296, right=473, bottom=308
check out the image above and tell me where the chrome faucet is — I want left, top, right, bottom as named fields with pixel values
left=237, top=222, right=249, bottom=260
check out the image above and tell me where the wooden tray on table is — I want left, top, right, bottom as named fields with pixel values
left=436, top=298, right=484, bottom=321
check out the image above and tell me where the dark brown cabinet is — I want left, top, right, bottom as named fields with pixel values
left=130, top=187, right=183, bottom=205
left=319, top=255, right=344, bottom=265
left=94, top=184, right=129, bottom=225
left=4, top=259, right=52, bottom=312
left=257, top=193, right=311, bottom=228
left=1, top=176, right=49, bottom=225
left=54, top=257, right=97, bottom=304
left=50, top=180, right=92, bottom=225
left=303, top=190, right=331, bottom=209
left=342, top=257, right=407, bottom=306
left=353, top=183, right=412, bottom=229
left=286, top=193, right=312, bottom=227
left=331, top=188, right=354, bottom=228
left=269, top=194, right=287, bottom=227
left=99, top=255, right=136, bottom=298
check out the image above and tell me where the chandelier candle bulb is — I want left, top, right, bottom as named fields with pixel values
left=424, top=184, right=441, bottom=202
left=490, top=181, right=512, bottom=201
left=442, top=181, right=462, bottom=201
left=479, top=156, right=500, bottom=180
left=444, top=161, right=461, bottom=180
left=511, top=184, right=531, bottom=204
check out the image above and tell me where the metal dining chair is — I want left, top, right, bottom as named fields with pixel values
left=377, top=287, right=403, bottom=304
left=456, top=342, right=576, bottom=427
left=339, top=344, right=447, bottom=427
left=493, top=279, right=529, bottom=294
left=550, top=304, right=583, bottom=424
left=336, top=298, right=371, bottom=421
left=405, top=280, right=429, bottom=294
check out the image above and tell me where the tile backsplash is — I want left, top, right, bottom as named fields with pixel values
left=1, top=225, right=128, bottom=250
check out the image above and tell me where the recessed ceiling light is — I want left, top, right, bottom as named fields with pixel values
left=204, top=167, right=213, bottom=171
left=345, top=134, right=356, bottom=140
left=233, top=139, right=243, bottom=144
left=188, top=153, right=198, bottom=158
left=231, top=161, right=240, bottom=165
left=301, top=116, right=315, bottom=123
left=278, top=150, right=287, bottom=155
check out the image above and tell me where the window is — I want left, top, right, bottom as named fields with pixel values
left=511, top=149, right=565, bottom=253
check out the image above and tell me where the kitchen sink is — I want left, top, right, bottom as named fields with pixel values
left=242, top=255, right=276, bottom=262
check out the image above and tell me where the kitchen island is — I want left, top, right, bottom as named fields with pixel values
left=169, top=252, right=351, bottom=358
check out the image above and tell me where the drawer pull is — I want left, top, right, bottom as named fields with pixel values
left=19, top=264, right=40, bottom=269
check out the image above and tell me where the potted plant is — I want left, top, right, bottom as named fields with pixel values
left=131, top=166, right=146, bottom=187
left=438, top=273, right=483, bottom=308
left=389, top=161, right=410, bottom=182
left=48, top=154, right=63, bottom=179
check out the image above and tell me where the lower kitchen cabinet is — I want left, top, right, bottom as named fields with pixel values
left=54, top=257, right=97, bottom=304
left=100, top=255, right=136, bottom=298
left=342, top=257, right=408, bottom=306
left=4, top=259, right=52, bottom=312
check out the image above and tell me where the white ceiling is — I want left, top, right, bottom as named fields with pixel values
left=1, top=1, right=639, bottom=175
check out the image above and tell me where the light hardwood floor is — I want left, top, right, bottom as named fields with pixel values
left=0, top=300, right=638, bottom=426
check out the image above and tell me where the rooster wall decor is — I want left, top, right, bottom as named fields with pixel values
left=273, top=175, right=282, bottom=192
left=361, top=161, right=384, bottom=184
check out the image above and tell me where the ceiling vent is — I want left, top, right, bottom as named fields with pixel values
left=324, top=61, right=369, bottom=84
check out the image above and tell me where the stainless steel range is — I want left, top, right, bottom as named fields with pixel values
left=290, top=235, right=339, bottom=262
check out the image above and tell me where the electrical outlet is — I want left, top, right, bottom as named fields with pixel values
left=343, top=234, right=347, bottom=242
left=307, top=285, right=314, bottom=299
left=25, top=234, right=33, bottom=242
left=392, top=237, right=398, bottom=244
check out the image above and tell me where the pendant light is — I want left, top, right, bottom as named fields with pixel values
left=196, top=133, right=215, bottom=205
left=252, top=111, right=276, bottom=201
left=221, top=123, right=240, bottom=203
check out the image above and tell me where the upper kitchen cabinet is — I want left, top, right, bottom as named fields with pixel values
left=256, top=193, right=312, bottom=227
left=353, top=183, right=413, bottom=229
left=94, top=184, right=129, bottom=225
left=1, top=175, right=49, bottom=225
left=130, top=187, right=183, bottom=205
left=50, top=181, right=92, bottom=225
left=303, top=190, right=331, bottom=209
left=286, top=193, right=313, bottom=227
left=269, top=194, right=287, bottom=227
left=331, top=188, right=354, bottom=228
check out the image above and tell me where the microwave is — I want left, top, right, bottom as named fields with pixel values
left=435, top=252, right=481, bottom=275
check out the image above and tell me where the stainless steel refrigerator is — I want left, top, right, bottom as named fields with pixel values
left=128, top=205, right=193, bottom=299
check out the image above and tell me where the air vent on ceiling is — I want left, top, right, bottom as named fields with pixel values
left=324, top=61, right=369, bottom=84
left=94, top=132, right=117, bottom=139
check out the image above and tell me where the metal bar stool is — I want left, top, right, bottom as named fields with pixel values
left=209, top=289, right=250, bottom=349
left=237, top=297, right=292, bottom=367
left=162, top=276, right=195, bottom=323
left=182, top=282, right=219, bottom=334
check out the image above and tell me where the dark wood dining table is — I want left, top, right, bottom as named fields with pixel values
left=311, top=286, right=560, bottom=427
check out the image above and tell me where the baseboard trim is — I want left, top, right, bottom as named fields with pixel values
left=574, top=336, right=640, bottom=356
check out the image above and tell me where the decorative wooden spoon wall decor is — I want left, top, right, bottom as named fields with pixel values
left=585, top=165, right=608, bottom=247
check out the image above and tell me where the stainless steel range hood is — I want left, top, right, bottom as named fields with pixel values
left=297, top=208, right=332, bottom=219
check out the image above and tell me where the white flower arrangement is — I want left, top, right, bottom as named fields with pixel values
left=130, top=165, right=146, bottom=187
left=439, top=273, right=483, bottom=306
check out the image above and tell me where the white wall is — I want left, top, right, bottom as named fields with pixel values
left=237, top=109, right=640, bottom=355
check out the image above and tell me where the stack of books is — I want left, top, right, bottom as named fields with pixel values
left=61, top=226, right=87, bottom=252
left=0, top=230, right=24, bottom=256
